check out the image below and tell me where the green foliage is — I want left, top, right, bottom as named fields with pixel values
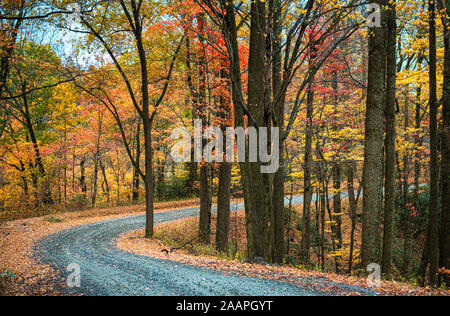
left=44, top=215, right=63, bottom=223
left=164, top=175, right=192, bottom=201
left=69, top=194, right=89, bottom=210
left=0, top=270, right=16, bottom=296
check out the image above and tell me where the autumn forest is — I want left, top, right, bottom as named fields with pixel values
left=0, top=0, right=449, bottom=296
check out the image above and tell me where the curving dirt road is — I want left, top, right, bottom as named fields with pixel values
left=34, top=199, right=375, bottom=296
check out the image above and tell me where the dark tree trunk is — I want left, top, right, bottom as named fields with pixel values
left=422, top=0, right=440, bottom=286
left=361, top=0, right=386, bottom=268
left=223, top=0, right=273, bottom=260
left=301, top=88, right=314, bottom=264
left=134, top=9, right=155, bottom=239
left=100, top=159, right=110, bottom=203
left=332, top=164, right=342, bottom=273
left=197, top=12, right=212, bottom=244
left=22, top=89, right=52, bottom=205
left=216, top=58, right=232, bottom=253
left=132, top=122, right=141, bottom=203
left=0, top=5, right=24, bottom=97
left=319, top=163, right=327, bottom=270
left=156, top=151, right=166, bottom=201
left=382, top=0, right=397, bottom=279
left=92, top=153, right=99, bottom=206
left=144, top=118, right=154, bottom=238
left=216, top=160, right=232, bottom=251
left=402, top=98, right=410, bottom=277
left=184, top=32, right=199, bottom=196
left=80, top=157, right=87, bottom=198
left=439, top=0, right=450, bottom=287
left=414, top=85, right=423, bottom=203
left=332, top=70, right=342, bottom=273
left=92, top=113, right=103, bottom=207
left=271, top=0, right=286, bottom=264
left=346, top=161, right=357, bottom=273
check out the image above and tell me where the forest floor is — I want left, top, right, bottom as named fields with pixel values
left=0, top=198, right=448, bottom=296
left=0, top=199, right=202, bottom=296
left=117, top=212, right=449, bottom=296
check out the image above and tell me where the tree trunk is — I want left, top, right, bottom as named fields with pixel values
left=80, top=157, right=87, bottom=199
left=197, top=12, right=212, bottom=244
left=217, top=160, right=232, bottom=251
left=423, top=0, right=440, bottom=286
left=439, top=0, right=450, bottom=287
left=156, top=152, right=165, bottom=201
left=216, top=58, right=232, bottom=253
left=223, top=0, right=272, bottom=260
left=184, top=32, right=198, bottom=196
left=132, top=122, right=141, bottom=203
left=382, top=0, right=397, bottom=279
left=236, top=0, right=271, bottom=260
left=92, top=113, right=103, bottom=207
left=319, top=163, right=327, bottom=270
left=271, top=0, right=285, bottom=264
left=92, top=153, right=99, bottom=207
left=346, top=161, right=357, bottom=273
left=100, top=159, right=110, bottom=203
left=332, top=164, right=342, bottom=273
left=144, top=118, right=154, bottom=238
left=301, top=88, right=314, bottom=264
left=22, top=89, right=52, bottom=205
left=332, top=70, right=342, bottom=273
left=361, top=0, right=386, bottom=268
left=0, top=6, right=24, bottom=98
left=402, top=97, right=411, bottom=277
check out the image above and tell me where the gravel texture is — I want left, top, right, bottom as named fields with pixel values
left=34, top=198, right=375, bottom=296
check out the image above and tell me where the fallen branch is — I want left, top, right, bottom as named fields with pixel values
left=161, top=229, right=211, bottom=254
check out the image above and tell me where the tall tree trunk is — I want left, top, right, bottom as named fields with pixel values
left=346, top=161, right=357, bottom=273
left=301, top=88, right=314, bottom=264
left=414, top=84, right=423, bottom=203
left=239, top=0, right=271, bottom=259
left=332, top=164, right=342, bottom=273
left=80, top=157, right=87, bottom=199
left=134, top=8, right=154, bottom=239
left=197, top=12, right=212, bottom=244
left=402, top=97, right=411, bottom=277
left=0, top=4, right=24, bottom=98
left=133, top=122, right=141, bottom=203
left=319, top=163, right=327, bottom=270
left=382, top=0, right=397, bottom=279
left=144, top=118, right=154, bottom=238
left=184, top=31, right=199, bottom=196
left=92, top=113, right=103, bottom=207
left=332, top=70, right=342, bottom=273
left=100, top=158, right=110, bottom=203
left=156, top=150, right=166, bottom=201
left=271, top=0, right=285, bottom=264
left=92, top=153, right=99, bottom=207
left=361, top=0, right=386, bottom=268
left=22, top=89, right=52, bottom=205
left=422, top=0, right=440, bottom=286
left=223, top=0, right=272, bottom=260
left=216, top=58, right=232, bottom=253
left=64, top=122, right=67, bottom=202
left=439, top=0, right=450, bottom=287
left=216, top=160, right=232, bottom=251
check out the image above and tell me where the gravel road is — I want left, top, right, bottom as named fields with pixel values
left=34, top=197, right=374, bottom=296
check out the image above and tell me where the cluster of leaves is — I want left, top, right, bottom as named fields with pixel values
left=0, top=269, right=16, bottom=296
